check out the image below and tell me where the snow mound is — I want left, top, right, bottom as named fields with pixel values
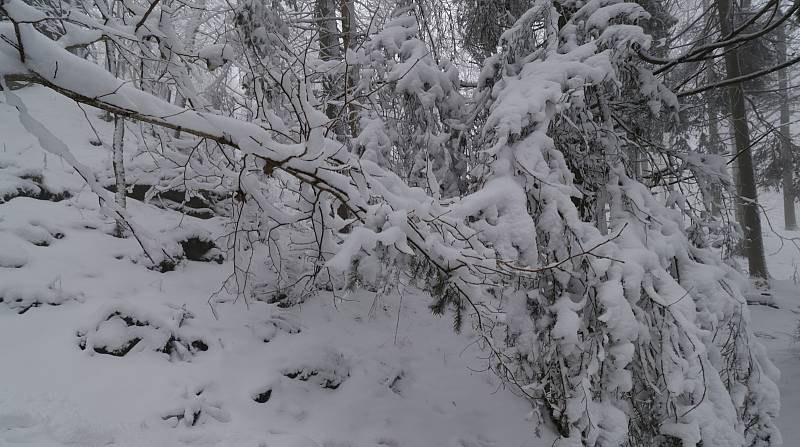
left=77, top=303, right=209, bottom=360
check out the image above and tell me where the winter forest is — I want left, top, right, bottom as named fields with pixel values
left=3, top=0, right=800, bottom=445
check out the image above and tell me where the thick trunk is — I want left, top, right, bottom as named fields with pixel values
left=706, top=95, right=723, bottom=216
left=701, top=0, right=723, bottom=217
left=777, top=19, right=797, bottom=230
left=316, top=0, right=342, bottom=125
left=316, top=0, right=341, bottom=61
left=315, top=0, right=350, bottom=224
left=716, top=0, right=769, bottom=280
left=340, top=0, right=358, bottom=136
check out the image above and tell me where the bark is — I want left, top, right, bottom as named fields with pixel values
left=315, top=0, right=350, bottom=224
left=315, top=0, right=342, bottom=124
left=716, top=0, right=769, bottom=280
left=340, top=0, right=354, bottom=51
left=103, top=35, right=117, bottom=122
left=174, top=93, right=185, bottom=138
left=105, top=6, right=127, bottom=236
left=701, top=0, right=723, bottom=217
left=174, top=0, right=202, bottom=138
left=112, top=115, right=127, bottom=236
left=340, top=0, right=358, bottom=136
left=596, top=89, right=616, bottom=235
left=777, top=18, right=797, bottom=230
left=706, top=91, right=723, bottom=216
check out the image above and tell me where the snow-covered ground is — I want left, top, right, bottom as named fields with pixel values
left=2, top=86, right=800, bottom=446
left=0, top=87, right=549, bottom=446
left=750, top=192, right=800, bottom=446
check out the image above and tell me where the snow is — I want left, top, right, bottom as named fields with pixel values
left=1, top=0, right=47, bottom=23
left=0, top=87, right=550, bottom=447
left=2, top=1, right=799, bottom=445
left=584, top=3, right=650, bottom=32
left=749, top=192, right=800, bottom=446
left=198, top=44, right=234, bottom=71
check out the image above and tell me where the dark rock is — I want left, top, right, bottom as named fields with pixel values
left=180, top=237, right=216, bottom=262
left=252, top=388, right=272, bottom=403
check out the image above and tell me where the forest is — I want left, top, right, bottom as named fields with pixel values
left=1, top=0, right=799, bottom=446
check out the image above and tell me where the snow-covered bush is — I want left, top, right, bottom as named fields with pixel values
left=351, top=5, right=467, bottom=197
left=0, top=278, right=81, bottom=314
left=160, top=383, right=231, bottom=428
left=78, top=303, right=209, bottom=361
left=246, top=311, right=302, bottom=342
left=455, top=2, right=780, bottom=445
left=281, top=347, right=350, bottom=390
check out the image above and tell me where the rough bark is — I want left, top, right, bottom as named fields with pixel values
left=706, top=87, right=723, bottom=216
left=315, top=0, right=350, bottom=223
left=340, top=0, right=358, bottom=136
left=702, top=0, right=723, bottom=217
left=716, top=0, right=769, bottom=280
left=315, top=0, right=342, bottom=124
left=777, top=17, right=797, bottom=230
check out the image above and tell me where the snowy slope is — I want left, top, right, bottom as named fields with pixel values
left=750, top=281, right=800, bottom=446
left=749, top=192, right=800, bottom=446
left=0, top=87, right=551, bottom=447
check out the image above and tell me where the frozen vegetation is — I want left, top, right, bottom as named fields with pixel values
left=1, top=0, right=799, bottom=446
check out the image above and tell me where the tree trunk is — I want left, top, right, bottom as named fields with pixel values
left=777, top=17, right=797, bottom=230
left=316, top=0, right=342, bottom=125
left=112, top=115, right=127, bottom=237
left=340, top=0, right=358, bottom=136
left=105, top=10, right=127, bottom=237
left=706, top=93, right=723, bottom=216
left=702, top=0, right=723, bottom=217
left=315, top=0, right=351, bottom=225
left=716, top=0, right=769, bottom=280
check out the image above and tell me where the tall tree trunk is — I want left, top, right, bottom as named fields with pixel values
left=716, top=0, right=769, bottom=280
left=706, top=91, right=723, bottom=216
left=104, top=6, right=127, bottom=236
left=112, top=115, right=127, bottom=236
left=340, top=0, right=358, bottom=136
left=316, top=0, right=342, bottom=126
left=777, top=17, right=797, bottom=230
left=702, top=0, right=724, bottom=217
left=315, top=0, right=350, bottom=225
